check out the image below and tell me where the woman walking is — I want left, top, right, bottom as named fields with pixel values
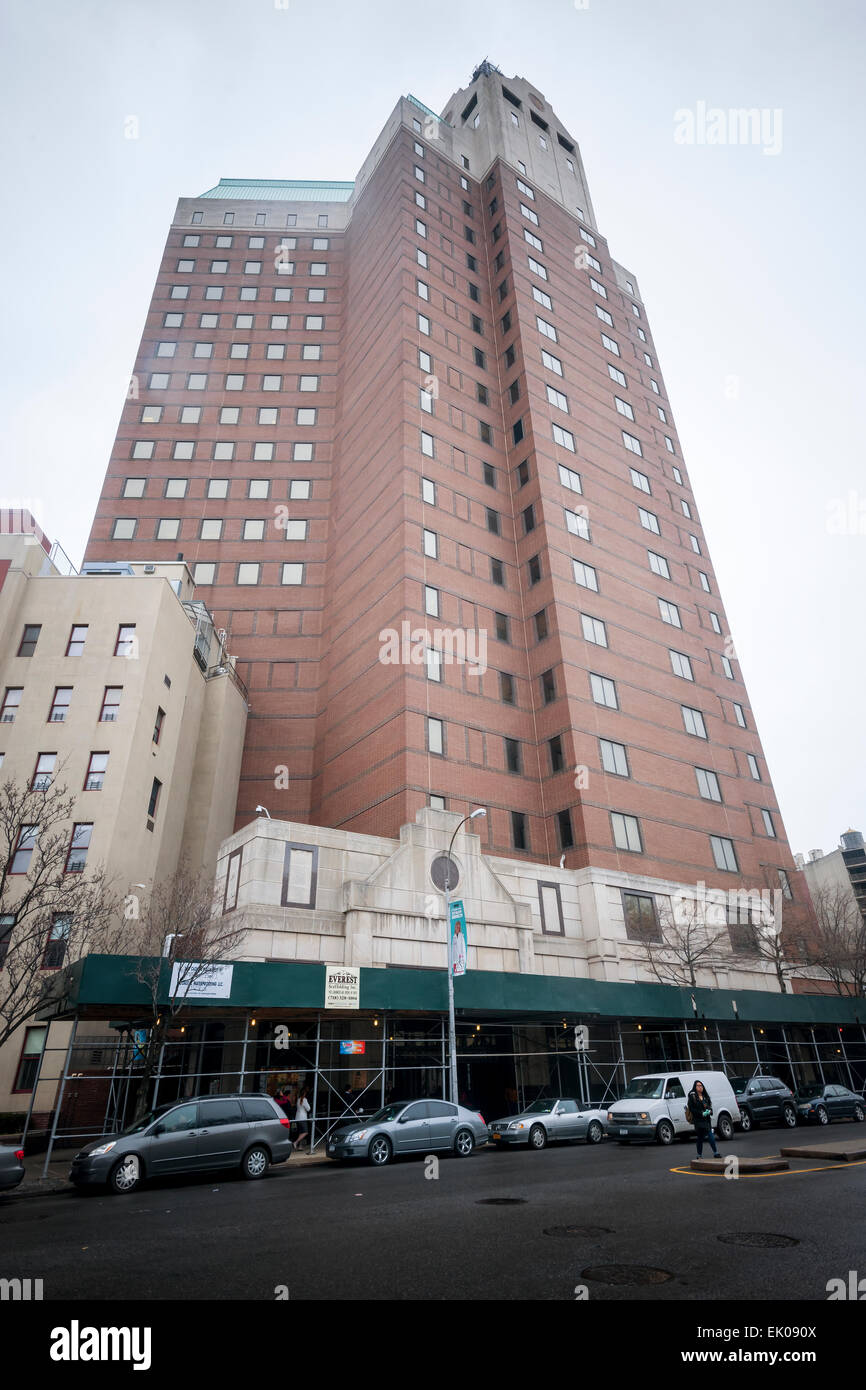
left=688, top=1078, right=720, bottom=1159
left=293, top=1086, right=311, bottom=1150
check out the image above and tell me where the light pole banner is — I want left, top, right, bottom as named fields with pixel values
left=449, top=899, right=468, bottom=977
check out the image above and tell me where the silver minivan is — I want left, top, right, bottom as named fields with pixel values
left=607, top=1070, right=741, bottom=1145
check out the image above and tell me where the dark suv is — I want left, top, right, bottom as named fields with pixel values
left=730, top=1075, right=797, bottom=1131
left=70, top=1092, right=292, bottom=1194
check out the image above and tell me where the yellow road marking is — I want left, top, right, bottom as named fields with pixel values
left=671, top=1156, right=866, bottom=1178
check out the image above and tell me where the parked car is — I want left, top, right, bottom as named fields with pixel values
left=795, top=1084, right=866, bottom=1126
left=488, top=1098, right=607, bottom=1149
left=606, top=1070, right=740, bottom=1145
left=70, top=1092, right=292, bottom=1194
left=0, top=1144, right=25, bottom=1192
left=326, top=1099, right=487, bottom=1165
left=729, top=1074, right=797, bottom=1131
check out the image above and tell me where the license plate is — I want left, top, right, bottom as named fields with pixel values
left=492, top=1133, right=502, bottom=1140
left=619, top=1128, right=629, bottom=1135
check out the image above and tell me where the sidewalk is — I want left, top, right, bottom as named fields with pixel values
left=7, top=1145, right=330, bottom=1200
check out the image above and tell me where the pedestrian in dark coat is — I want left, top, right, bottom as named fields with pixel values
left=687, top=1078, right=720, bottom=1158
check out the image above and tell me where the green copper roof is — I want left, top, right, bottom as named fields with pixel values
left=199, top=178, right=354, bottom=202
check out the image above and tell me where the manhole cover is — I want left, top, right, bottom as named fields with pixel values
left=717, top=1232, right=799, bottom=1249
left=476, top=1197, right=527, bottom=1206
left=544, top=1225, right=614, bottom=1238
left=582, top=1265, right=673, bottom=1285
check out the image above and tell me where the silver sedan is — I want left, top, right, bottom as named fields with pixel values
left=326, top=1099, right=488, bottom=1165
left=488, top=1098, right=608, bottom=1149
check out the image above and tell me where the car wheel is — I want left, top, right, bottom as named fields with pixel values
left=368, top=1134, right=392, bottom=1166
left=739, top=1108, right=753, bottom=1132
left=854, top=1104, right=865, bottom=1123
left=586, top=1121, right=603, bottom=1145
left=716, top=1113, right=733, bottom=1142
left=816, top=1106, right=829, bottom=1125
left=529, top=1124, right=547, bottom=1150
left=782, top=1104, right=797, bottom=1128
left=454, top=1128, right=474, bottom=1157
left=242, top=1145, right=270, bottom=1180
left=655, top=1119, right=675, bottom=1146
left=109, top=1153, right=141, bottom=1195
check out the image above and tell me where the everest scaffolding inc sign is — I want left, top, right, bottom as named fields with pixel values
left=325, top=965, right=361, bottom=1010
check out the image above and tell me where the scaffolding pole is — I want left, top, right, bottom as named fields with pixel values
left=41, top=1017, right=79, bottom=1178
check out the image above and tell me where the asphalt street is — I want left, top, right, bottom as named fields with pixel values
left=2, top=1125, right=864, bottom=1302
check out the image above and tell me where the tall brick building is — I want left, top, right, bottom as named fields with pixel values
left=84, top=63, right=799, bottom=910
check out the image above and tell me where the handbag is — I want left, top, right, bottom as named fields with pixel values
left=684, top=1105, right=693, bottom=1123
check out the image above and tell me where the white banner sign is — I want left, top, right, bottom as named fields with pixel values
left=325, top=965, right=360, bottom=1010
left=169, top=961, right=234, bottom=1000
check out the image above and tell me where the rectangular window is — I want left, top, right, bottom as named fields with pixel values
left=696, top=767, right=722, bottom=802
left=500, top=672, right=515, bottom=705
left=532, top=286, right=553, bottom=310
left=49, top=687, right=72, bottom=722
left=733, top=702, right=747, bottom=728
left=14, top=1025, right=48, bottom=1090
left=761, top=808, right=777, bottom=837
left=504, top=738, right=521, bottom=774
left=512, top=812, right=528, bottom=852
left=639, top=507, right=660, bottom=535
left=281, top=563, right=304, bottom=586
left=548, top=734, right=564, bottom=774
left=566, top=508, right=590, bottom=540
left=615, top=397, right=635, bottom=421
left=623, top=892, right=660, bottom=942
left=280, top=842, right=319, bottom=909
left=670, top=650, right=693, bottom=681
left=601, top=333, right=619, bottom=356
left=546, top=385, right=568, bottom=412
left=147, top=777, right=162, bottom=820
left=658, top=599, right=681, bottom=628
left=31, top=753, right=56, bottom=790
left=747, top=753, right=761, bottom=780
left=424, top=585, right=439, bottom=618
left=541, top=349, right=562, bottom=376
left=66, top=624, right=88, bottom=656
left=237, top=563, right=261, bottom=585
left=114, top=624, right=137, bottom=656
left=682, top=705, right=707, bottom=739
left=541, top=668, right=556, bottom=704
left=553, top=424, right=575, bottom=452
left=534, top=609, right=548, bottom=641
left=711, top=835, right=738, bottom=872
left=558, top=464, right=582, bottom=494
left=528, top=256, right=548, bottom=280
left=648, top=551, right=670, bottom=579
left=600, top=739, right=629, bottom=777
left=557, top=809, right=574, bottom=851
left=608, top=363, right=627, bottom=387
left=122, top=478, right=145, bottom=498
left=612, top=812, right=642, bottom=853
left=423, top=529, right=437, bottom=559
left=590, top=673, right=617, bottom=709
left=581, top=613, right=607, bottom=646
left=17, top=624, right=42, bottom=657
left=428, top=717, right=444, bottom=756
left=596, top=305, right=613, bottom=326
left=100, top=686, right=122, bottom=721
left=536, top=316, right=557, bottom=341
left=65, top=823, right=93, bottom=873
left=622, top=431, right=643, bottom=456
left=1, top=687, right=22, bottom=722
left=573, top=559, right=598, bottom=591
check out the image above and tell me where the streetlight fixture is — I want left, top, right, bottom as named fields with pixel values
left=255, top=805, right=271, bottom=819
left=444, top=807, right=486, bottom=1105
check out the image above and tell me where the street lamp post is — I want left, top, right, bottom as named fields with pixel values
left=444, top=808, right=486, bottom=1104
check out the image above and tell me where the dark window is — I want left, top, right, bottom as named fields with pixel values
left=497, top=278, right=508, bottom=302
left=495, top=611, right=509, bottom=642
left=500, top=310, right=512, bottom=334
left=541, top=668, right=556, bottom=704
left=504, top=343, right=516, bottom=368
left=480, top=420, right=492, bottom=445
left=534, top=608, right=548, bottom=640
left=486, top=508, right=500, bottom=535
left=623, top=891, right=661, bottom=942
left=199, top=1099, right=243, bottom=1127
left=465, top=226, right=476, bottom=245
left=242, top=1097, right=277, bottom=1121
left=493, top=250, right=505, bottom=273
left=549, top=735, right=564, bottom=774
left=476, top=382, right=489, bottom=406
left=500, top=672, right=515, bottom=704
left=17, top=625, right=41, bottom=657
left=528, top=554, right=541, bottom=585
left=511, top=811, right=528, bottom=850
left=466, top=253, right=477, bottom=272
left=473, top=347, right=486, bottom=369
left=489, top=197, right=499, bottom=216
left=508, top=379, right=520, bottom=404
left=13, top=1026, right=46, bottom=1092
left=43, top=915, right=71, bottom=969
left=492, top=222, right=502, bottom=242
left=491, top=558, right=504, bottom=586
left=483, top=462, right=496, bottom=487
left=505, top=738, right=521, bottom=774
left=517, top=459, right=530, bottom=487
left=462, top=200, right=473, bottom=217
left=512, top=418, right=525, bottom=445
left=557, top=131, right=575, bottom=153
left=148, top=777, right=162, bottom=819
left=470, top=314, right=483, bottom=333
left=468, top=281, right=479, bottom=302
left=557, top=809, right=574, bottom=850
left=523, top=504, right=535, bottom=533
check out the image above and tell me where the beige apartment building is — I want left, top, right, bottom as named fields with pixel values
left=0, top=515, right=247, bottom=1123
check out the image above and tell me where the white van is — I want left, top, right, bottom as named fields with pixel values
left=606, top=1071, right=741, bottom=1146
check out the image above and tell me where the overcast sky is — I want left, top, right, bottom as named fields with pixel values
left=1, top=0, right=864, bottom=857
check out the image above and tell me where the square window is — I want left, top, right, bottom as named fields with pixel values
left=248, top=478, right=270, bottom=497
left=219, top=406, right=240, bottom=424
left=156, top=519, right=180, bottom=540
left=237, top=563, right=260, bottom=585
left=243, top=519, right=266, bottom=540
left=281, top=563, right=304, bottom=585
left=208, top=479, right=229, bottom=498
left=290, top=480, right=311, bottom=500
left=122, top=478, right=145, bottom=498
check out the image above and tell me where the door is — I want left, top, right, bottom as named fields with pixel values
left=665, top=1078, right=688, bottom=1130
left=393, top=1101, right=431, bottom=1153
left=425, top=1101, right=459, bottom=1149
left=553, top=1099, right=581, bottom=1138
left=194, top=1098, right=248, bottom=1169
left=148, top=1103, right=201, bottom=1175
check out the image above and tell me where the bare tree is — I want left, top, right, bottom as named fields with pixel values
left=126, top=864, right=248, bottom=1119
left=726, top=895, right=814, bottom=995
left=634, top=894, right=730, bottom=989
left=0, top=772, right=124, bottom=1052
left=807, top=883, right=866, bottom=997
